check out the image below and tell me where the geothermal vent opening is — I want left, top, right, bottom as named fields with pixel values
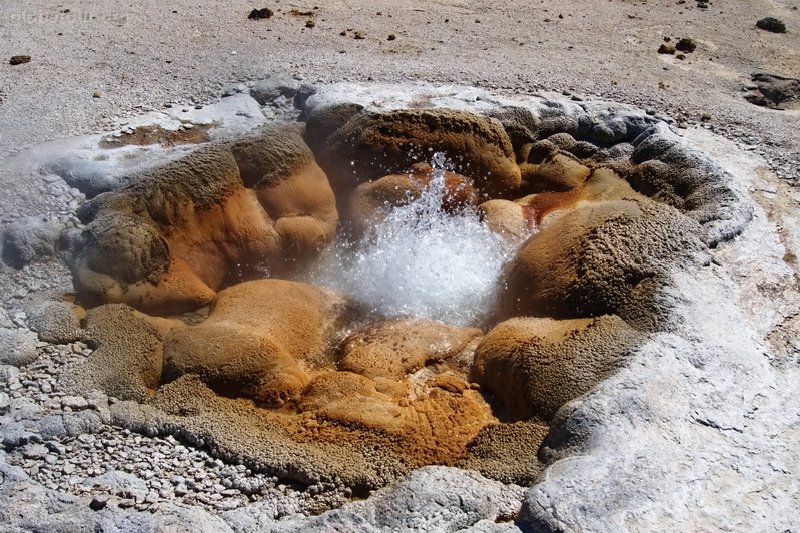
left=307, top=151, right=521, bottom=328
left=63, top=88, right=739, bottom=497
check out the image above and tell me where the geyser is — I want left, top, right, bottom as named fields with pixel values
left=309, top=152, right=521, bottom=327
left=58, top=86, right=750, bottom=497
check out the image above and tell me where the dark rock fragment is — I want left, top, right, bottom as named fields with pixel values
left=675, top=37, right=696, bottom=53
left=9, top=55, right=31, bottom=65
left=756, top=17, right=786, bottom=33
left=248, top=8, right=273, bottom=20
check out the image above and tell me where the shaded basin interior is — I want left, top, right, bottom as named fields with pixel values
left=61, top=95, right=747, bottom=494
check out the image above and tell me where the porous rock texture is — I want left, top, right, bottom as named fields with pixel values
left=10, top=85, right=779, bottom=531
left=70, top=122, right=337, bottom=315
left=306, top=107, right=522, bottom=198
left=500, top=197, right=710, bottom=325
left=164, top=279, right=348, bottom=405
left=65, top=279, right=499, bottom=491
left=25, top=300, right=84, bottom=344
left=338, top=318, right=481, bottom=380
left=473, top=316, right=640, bottom=422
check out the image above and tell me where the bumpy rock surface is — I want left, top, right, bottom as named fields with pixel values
left=39, top=86, right=769, bottom=531
left=338, top=318, right=481, bottom=380
left=164, top=280, right=347, bottom=404
left=1, top=215, right=62, bottom=268
left=501, top=197, right=709, bottom=323
left=472, top=316, right=640, bottom=421
left=26, top=300, right=84, bottom=344
left=307, top=107, right=522, bottom=198
left=240, top=466, right=526, bottom=532
left=70, top=123, right=337, bottom=314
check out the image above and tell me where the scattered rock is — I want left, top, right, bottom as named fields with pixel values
left=658, top=44, right=676, bottom=55
left=89, top=495, right=108, bottom=511
left=756, top=17, right=786, bottom=33
left=387, top=34, right=396, bottom=41
left=61, top=396, right=89, bottom=410
left=9, top=55, right=31, bottom=65
left=0, top=392, right=9, bottom=415
left=250, top=77, right=301, bottom=105
left=675, top=37, right=696, bottom=53
left=21, top=443, right=49, bottom=460
left=248, top=8, right=273, bottom=20
left=83, top=470, right=149, bottom=501
left=305, top=19, right=315, bottom=28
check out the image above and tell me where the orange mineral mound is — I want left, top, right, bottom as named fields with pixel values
left=64, top=103, right=725, bottom=492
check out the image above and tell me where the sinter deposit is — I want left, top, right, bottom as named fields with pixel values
left=3, top=84, right=792, bottom=532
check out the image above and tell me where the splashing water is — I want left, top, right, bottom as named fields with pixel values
left=309, top=153, right=521, bottom=327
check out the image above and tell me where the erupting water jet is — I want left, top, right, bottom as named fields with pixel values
left=308, top=152, right=522, bottom=327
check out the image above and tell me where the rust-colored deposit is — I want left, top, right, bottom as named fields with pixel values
left=65, top=108, right=710, bottom=490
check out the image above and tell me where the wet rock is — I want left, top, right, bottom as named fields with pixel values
left=163, top=279, right=347, bottom=405
left=2, top=215, right=61, bottom=267
left=338, top=318, right=481, bottom=380
left=756, top=17, right=786, bottom=33
left=9, top=55, right=31, bottom=65
left=311, top=107, right=521, bottom=197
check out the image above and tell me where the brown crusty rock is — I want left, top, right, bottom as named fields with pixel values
left=164, top=279, right=348, bottom=405
left=297, top=370, right=494, bottom=468
left=499, top=197, right=707, bottom=320
left=477, top=199, right=529, bottom=238
left=522, top=151, right=592, bottom=193
left=458, top=421, right=551, bottom=485
left=64, top=304, right=178, bottom=402
left=315, top=108, right=522, bottom=198
left=472, top=315, right=640, bottom=421
left=338, top=318, right=482, bottom=380
left=71, top=124, right=338, bottom=314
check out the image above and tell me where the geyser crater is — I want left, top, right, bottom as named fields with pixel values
left=50, top=83, right=751, bottom=498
